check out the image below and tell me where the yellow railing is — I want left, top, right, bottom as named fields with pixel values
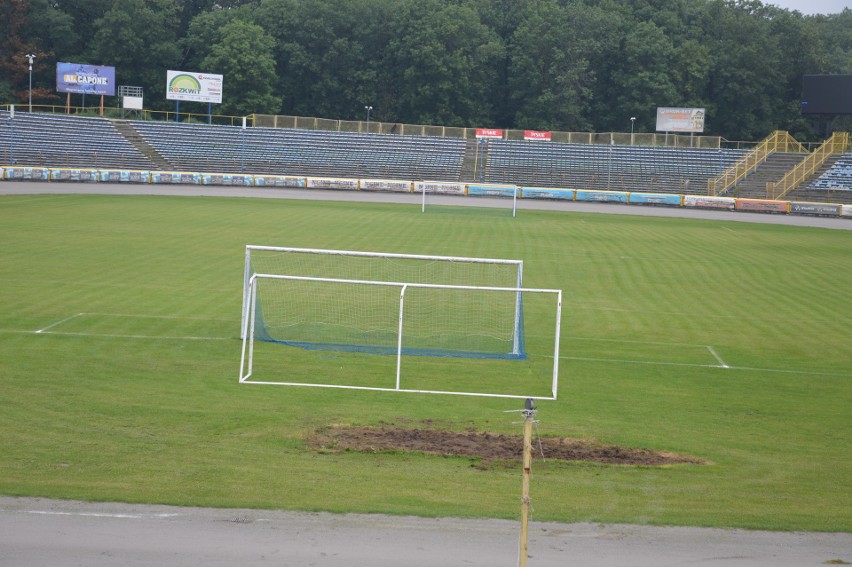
left=765, top=132, right=850, bottom=200
left=707, top=131, right=806, bottom=196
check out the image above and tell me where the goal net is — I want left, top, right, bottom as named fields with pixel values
left=239, top=274, right=562, bottom=399
left=241, top=246, right=524, bottom=345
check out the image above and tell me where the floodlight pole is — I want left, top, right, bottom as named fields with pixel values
left=518, top=398, right=536, bottom=567
left=25, top=54, right=36, bottom=113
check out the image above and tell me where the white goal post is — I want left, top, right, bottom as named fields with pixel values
left=239, top=273, right=562, bottom=400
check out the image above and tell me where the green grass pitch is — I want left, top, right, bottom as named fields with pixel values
left=0, top=192, right=849, bottom=532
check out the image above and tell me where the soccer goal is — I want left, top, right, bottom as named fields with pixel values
left=239, top=273, right=562, bottom=399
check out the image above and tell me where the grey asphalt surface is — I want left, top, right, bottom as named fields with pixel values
left=1, top=179, right=850, bottom=230
left=1, top=180, right=850, bottom=565
left=1, top=497, right=850, bottom=567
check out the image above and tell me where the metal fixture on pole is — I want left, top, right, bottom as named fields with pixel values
left=25, top=54, right=36, bottom=112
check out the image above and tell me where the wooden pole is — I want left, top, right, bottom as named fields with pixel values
left=519, top=399, right=535, bottom=567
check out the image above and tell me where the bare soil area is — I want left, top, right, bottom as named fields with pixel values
left=307, top=425, right=706, bottom=466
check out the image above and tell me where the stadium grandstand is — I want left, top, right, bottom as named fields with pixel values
left=1, top=110, right=850, bottom=205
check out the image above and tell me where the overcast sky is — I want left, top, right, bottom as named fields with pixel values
left=764, top=0, right=850, bottom=14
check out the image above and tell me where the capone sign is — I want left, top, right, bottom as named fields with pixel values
left=56, top=62, right=116, bottom=96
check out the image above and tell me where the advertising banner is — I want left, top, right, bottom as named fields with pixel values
left=467, top=184, right=518, bottom=198
left=475, top=128, right=503, bottom=139
left=166, top=70, right=223, bottom=103
left=656, top=107, right=705, bottom=133
left=50, top=168, right=99, bottom=182
left=56, top=62, right=116, bottom=96
left=4, top=167, right=50, bottom=180
left=524, top=130, right=552, bottom=141
left=683, top=195, right=734, bottom=210
left=360, top=179, right=413, bottom=192
left=414, top=181, right=467, bottom=195
left=734, top=199, right=789, bottom=214
left=790, top=202, right=841, bottom=216
left=520, top=187, right=574, bottom=200
left=628, top=193, right=682, bottom=206
left=306, top=177, right=359, bottom=190
left=575, top=190, right=629, bottom=203
left=252, top=175, right=306, bottom=188
left=201, top=173, right=252, bottom=186
left=151, top=172, right=202, bottom=184
left=99, top=170, right=150, bottom=183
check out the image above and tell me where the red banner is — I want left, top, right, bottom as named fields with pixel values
left=524, top=130, right=551, bottom=141
left=476, top=128, right=503, bottom=139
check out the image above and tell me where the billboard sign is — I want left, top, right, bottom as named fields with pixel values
left=656, top=107, right=705, bottom=133
left=56, top=62, right=116, bottom=96
left=166, top=70, right=223, bottom=103
left=801, top=75, right=852, bottom=115
left=476, top=128, right=503, bottom=139
left=524, top=130, right=552, bottom=141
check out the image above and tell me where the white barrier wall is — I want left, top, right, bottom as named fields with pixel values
left=2, top=162, right=849, bottom=221
left=628, top=193, right=682, bottom=206
left=151, top=172, right=202, bottom=184
left=360, top=179, right=412, bottom=192
left=99, top=170, right=150, bottom=183
left=683, top=195, right=735, bottom=210
left=253, top=175, right=306, bottom=188
left=201, top=173, right=253, bottom=186
left=521, top=187, right=575, bottom=200
left=414, top=181, right=467, bottom=195
left=306, top=177, right=359, bottom=190
left=467, top=184, right=517, bottom=198
left=50, top=168, right=99, bottom=182
left=4, top=167, right=51, bottom=180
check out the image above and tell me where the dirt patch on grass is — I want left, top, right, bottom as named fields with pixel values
left=307, top=425, right=706, bottom=466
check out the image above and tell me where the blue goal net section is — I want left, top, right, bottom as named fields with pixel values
left=239, top=247, right=562, bottom=400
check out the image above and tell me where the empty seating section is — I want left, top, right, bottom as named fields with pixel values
left=0, top=111, right=155, bottom=170
left=130, top=121, right=466, bottom=180
left=809, top=154, right=852, bottom=191
left=11, top=112, right=840, bottom=200
left=483, top=140, right=745, bottom=194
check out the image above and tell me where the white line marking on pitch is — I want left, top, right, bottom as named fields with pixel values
left=25, top=510, right=181, bottom=519
left=35, top=313, right=85, bottom=333
left=706, top=345, right=729, bottom=368
left=33, top=331, right=232, bottom=341
left=560, top=355, right=723, bottom=369
left=559, top=355, right=851, bottom=378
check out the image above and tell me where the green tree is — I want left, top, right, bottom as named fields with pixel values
left=703, top=0, right=788, bottom=139
left=199, top=20, right=282, bottom=115
left=385, top=0, right=505, bottom=126
left=256, top=0, right=396, bottom=120
left=508, top=0, right=621, bottom=131
left=87, top=0, right=182, bottom=109
left=605, top=21, right=680, bottom=132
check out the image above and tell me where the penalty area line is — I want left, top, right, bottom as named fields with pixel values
left=35, top=312, right=85, bottom=334
left=706, top=345, right=729, bottom=368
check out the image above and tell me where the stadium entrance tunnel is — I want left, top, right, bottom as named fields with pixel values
left=306, top=425, right=707, bottom=466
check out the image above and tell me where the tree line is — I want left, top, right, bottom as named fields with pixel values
left=1, top=0, right=850, bottom=141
